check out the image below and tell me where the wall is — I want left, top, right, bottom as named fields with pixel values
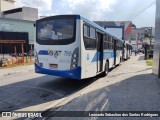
left=4, top=7, right=38, bottom=21
left=153, top=0, right=160, bottom=77
left=0, top=0, right=14, bottom=12
left=0, top=18, right=35, bottom=45
left=94, top=21, right=132, bottom=40
left=131, top=28, right=145, bottom=41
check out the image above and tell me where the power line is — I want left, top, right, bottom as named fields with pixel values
left=102, top=1, right=156, bottom=39
left=115, top=1, right=156, bottom=38
left=125, top=1, right=156, bottom=21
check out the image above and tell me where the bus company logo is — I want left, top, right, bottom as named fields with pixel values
left=48, top=49, right=62, bottom=58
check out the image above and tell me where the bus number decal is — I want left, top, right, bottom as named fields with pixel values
left=64, top=51, right=73, bottom=56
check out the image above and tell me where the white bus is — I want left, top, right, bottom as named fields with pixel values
left=35, top=15, right=124, bottom=80
left=123, top=42, right=132, bottom=60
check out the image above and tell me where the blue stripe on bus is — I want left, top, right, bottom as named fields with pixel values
left=35, top=64, right=81, bottom=80
left=38, top=50, right=49, bottom=55
left=91, top=52, right=114, bottom=62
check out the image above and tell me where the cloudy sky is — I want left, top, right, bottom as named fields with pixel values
left=15, top=0, right=156, bottom=28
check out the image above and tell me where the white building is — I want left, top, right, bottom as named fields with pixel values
left=0, top=0, right=38, bottom=50
left=3, top=7, right=38, bottom=21
left=0, top=0, right=15, bottom=12
left=0, top=0, right=38, bottom=21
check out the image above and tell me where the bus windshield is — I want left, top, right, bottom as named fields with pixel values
left=38, top=19, right=74, bottom=40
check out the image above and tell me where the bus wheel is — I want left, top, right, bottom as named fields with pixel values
left=102, top=62, right=109, bottom=77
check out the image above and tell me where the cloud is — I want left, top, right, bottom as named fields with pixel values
left=55, top=0, right=155, bottom=27
left=15, top=0, right=53, bottom=15
left=59, top=0, right=117, bottom=20
left=14, top=0, right=156, bottom=27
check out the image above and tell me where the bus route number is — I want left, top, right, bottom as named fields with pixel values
left=64, top=51, right=73, bottom=56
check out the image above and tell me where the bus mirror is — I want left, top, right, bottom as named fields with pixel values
left=34, top=23, right=36, bottom=27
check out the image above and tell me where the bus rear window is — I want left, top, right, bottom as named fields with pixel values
left=37, top=19, right=74, bottom=40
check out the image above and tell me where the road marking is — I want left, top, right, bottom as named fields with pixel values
left=100, top=99, right=108, bottom=111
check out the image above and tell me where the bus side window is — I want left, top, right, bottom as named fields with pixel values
left=90, top=27, right=96, bottom=38
left=104, top=34, right=109, bottom=50
left=84, top=25, right=89, bottom=37
left=83, top=24, right=96, bottom=50
left=110, top=36, right=112, bottom=50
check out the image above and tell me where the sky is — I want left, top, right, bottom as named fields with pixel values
left=15, top=0, right=156, bottom=28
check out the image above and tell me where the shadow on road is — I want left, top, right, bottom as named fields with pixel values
left=0, top=74, right=101, bottom=112
left=44, top=74, right=160, bottom=120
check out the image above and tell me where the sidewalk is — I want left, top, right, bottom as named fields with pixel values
left=48, top=54, right=160, bottom=119
left=0, top=65, right=34, bottom=76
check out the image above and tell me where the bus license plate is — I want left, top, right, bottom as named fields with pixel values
left=49, top=64, right=58, bottom=69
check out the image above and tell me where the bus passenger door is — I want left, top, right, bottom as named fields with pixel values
left=97, top=33, right=103, bottom=73
left=122, top=43, right=125, bottom=61
left=114, top=39, right=116, bottom=65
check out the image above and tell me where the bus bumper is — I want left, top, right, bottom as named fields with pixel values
left=35, top=64, right=81, bottom=80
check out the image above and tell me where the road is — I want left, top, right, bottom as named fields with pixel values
left=0, top=54, right=160, bottom=120
left=0, top=67, right=98, bottom=112
left=46, top=54, right=160, bottom=120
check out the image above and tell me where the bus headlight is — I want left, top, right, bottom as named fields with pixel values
left=34, top=51, right=39, bottom=65
left=72, top=64, right=76, bottom=68
left=73, top=59, right=77, bottom=62
left=70, top=48, right=79, bottom=70
left=73, top=54, right=77, bottom=58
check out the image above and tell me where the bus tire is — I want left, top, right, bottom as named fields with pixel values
left=102, top=61, right=109, bottom=77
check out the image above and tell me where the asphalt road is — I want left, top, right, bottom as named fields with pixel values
left=0, top=54, right=160, bottom=120
left=0, top=69, right=98, bottom=112
left=46, top=55, right=160, bottom=120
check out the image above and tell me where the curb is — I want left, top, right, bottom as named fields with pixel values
left=4, top=71, right=21, bottom=76
left=0, top=69, right=34, bottom=77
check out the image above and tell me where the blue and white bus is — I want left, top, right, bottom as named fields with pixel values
left=35, top=15, right=124, bottom=80
left=123, top=42, right=132, bottom=60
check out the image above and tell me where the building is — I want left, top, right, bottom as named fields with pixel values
left=130, top=27, right=154, bottom=51
left=0, top=0, right=38, bottom=51
left=2, top=7, right=38, bottom=21
left=94, top=21, right=132, bottom=41
left=0, top=0, right=15, bottom=12
left=153, top=0, right=160, bottom=77
left=0, top=17, right=35, bottom=50
left=131, top=27, right=154, bottom=41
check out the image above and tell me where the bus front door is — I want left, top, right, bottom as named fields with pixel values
left=97, top=33, right=103, bottom=73
left=114, top=39, right=117, bottom=65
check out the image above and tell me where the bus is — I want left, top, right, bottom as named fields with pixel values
left=35, top=15, right=124, bottom=80
left=123, top=42, right=132, bottom=60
